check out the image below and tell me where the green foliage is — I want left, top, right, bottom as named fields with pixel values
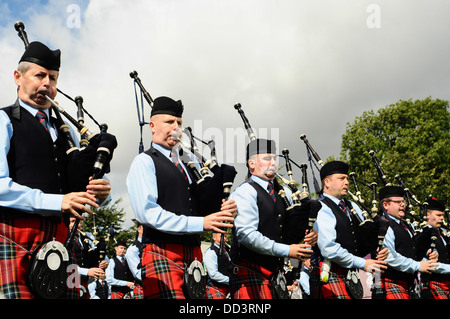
left=81, top=198, right=136, bottom=258
left=340, top=97, right=449, bottom=204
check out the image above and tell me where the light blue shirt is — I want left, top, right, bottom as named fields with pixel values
left=125, top=237, right=142, bottom=281
left=298, top=264, right=311, bottom=296
left=105, top=255, right=130, bottom=288
left=76, top=231, right=100, bottom=277
left=126, top=143, right=204, bottom=235
left=88, top=279, right=111, bottom=299
left=203, top=243, right=229, bottom=284
left=0, top=100, right=78, bottom=216
left=313, top=193, right=367, bottom=270
left=383, top=215, right=421, bottom=274
left=230, top=175, right=291, bottom=258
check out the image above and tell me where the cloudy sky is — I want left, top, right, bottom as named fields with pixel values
left=1, top=0, right=449, bottom=228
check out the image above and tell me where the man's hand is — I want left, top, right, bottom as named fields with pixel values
left=62, top=192, right=98, bottom=219
left=289, top=243, right=313, bottom=261
left=86, top=177, right=111, bottom=202
left=88, top=267, right=105, bottom=280
left=304, top=229, right=318, bottom=246
left=364, top=259, right=387, bottom=273
left=203, top=211, right=235, bottom=233
left=376, top=247, right=389, bottom=261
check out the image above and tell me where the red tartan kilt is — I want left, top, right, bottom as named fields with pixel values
left=141, top=242, right=202, bottom=299
left=318, top=261, right=352, bottom=299
left=206, top=284, right=229, bottom=299
left=111, top=284, right=144, bottom=299
left=133, top=284, right=144, bottom=299
left=0, top=213, right=68, bottom=299
left=380, top=277, right=410, bottom=299
left=426, top=280, right=450, bottom=299
left=230, top=261, right=274, bottom=299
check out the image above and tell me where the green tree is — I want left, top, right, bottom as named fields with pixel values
left=340, top=97, right=449, bottom=207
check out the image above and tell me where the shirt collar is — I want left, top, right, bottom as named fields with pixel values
left=19, top=99, right=50, bottom=119
left=250, top=175, right=272, bottom=190
left=323, top=192, right=342, bottom=206
left=152, top=142, right=174, bottom=159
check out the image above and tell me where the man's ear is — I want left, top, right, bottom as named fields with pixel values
left=149, top=120, right=155, bottom=134
left=14, top=70, right=22, bottom=87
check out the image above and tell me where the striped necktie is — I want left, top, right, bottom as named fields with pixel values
left=338, top=200, right=349, bottom=217
left=400, top=220, right=413, bottom=237
left=36, top=111, right=49, bottom=132
left=267, top=181, right=276, bottom=202
left=171, top=150, right=188, bottom=180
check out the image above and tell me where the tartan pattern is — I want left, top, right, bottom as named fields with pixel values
left=229, top=261, right=274, bottom=299
left=380, top=277, right=410, bottom=299
left=141, top=242, right=202, bottom=299
left=0, top=213, right=68, bottom=299
left=110, top=286, right=143, bottom=299
left=422, top=280, right=450, bottom=299
left=309, top=262, right=351, bottom=299
left=133, top=284, right=144, bottom=299
left=110, top=291, right=126, bottom=299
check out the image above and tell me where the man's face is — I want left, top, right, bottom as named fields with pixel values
left=382, top=196, right=406, bottom=219
left=149, top=114, right=182, bottom=149
left=248, top=153, right=278, bottom=181
left=427, top=209, right=445, bottom=228
left=323, top=173, right=349, bottom=199
left=14, top=63, right=58, bottom=109
left=115, top=245, right=127, bottom=257
left=69, top=217, right=81, bottom=232
left=212, top=232, right=224, bottom=245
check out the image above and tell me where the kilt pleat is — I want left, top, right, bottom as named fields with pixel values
left=230, top=261, right=274, bottom=299
left=309, top=262, right=352, bottom=299
left=380, top=277, right=410, bottom=299
left=0, top=213, right=68, bottom=299
left=141, top=242, right=202, bottom=299
left=206, top=284, right=228, bottom=299
left=422, top=280, right=450, bottom=299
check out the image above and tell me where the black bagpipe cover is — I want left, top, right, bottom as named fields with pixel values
left=355, top=218, right=379, bottom=257
left=197, top=164, right=237, bottom=215
left=413, top=226, right=439, bottom=260
left=85, top=240, right=107, bottom=268
left=66, top=132, right=117, bottom=192
left=281, top=188, right=318, bottom=244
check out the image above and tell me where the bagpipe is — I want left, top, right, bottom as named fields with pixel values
left=15, top=21, right=118, bottom=298
left=369, top=151, right=450, bottom=261
left=300, top=136, right=390, bottom=257
left=233, top=103, right=316, bottom=245
left=129, top=71, right=237, bottom=298
left=368, top=150, right=436, bottom=235
left=129, top=70, right=237, bottom=214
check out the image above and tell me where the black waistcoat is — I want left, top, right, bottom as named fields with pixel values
left=72, top=233, right=90, bottom=268
left=209, top=243, right=231, bottom=282
left=415, top=227, right=450, bottom=281
left=383, top=217, right=417, bottom=282
left=112, top=256, right=134, bottom=291
left=232, top=178, right=286, bottom=272
left=432, top=230, right=450, bottom=281
left=0, top=101, right=70, bottom=220
left=95, top=280, right=109, bottom=299
left=320, top=197, right=359, bottom=256
left=141, top=146, right=201, bottom=246
left=437, top=230, right=450, bottom=264
left=2, top=101, right=69, bottom=195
